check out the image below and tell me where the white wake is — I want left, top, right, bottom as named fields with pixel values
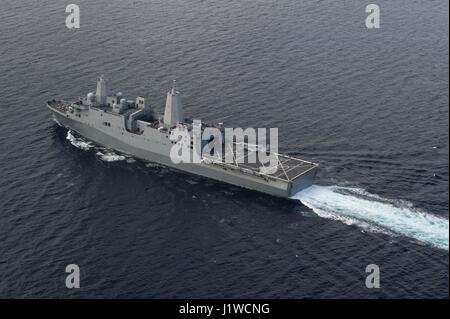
left=66, top=131, right=126, bottom=162
left=95, top=151, right=126, bottom=162
left=291, top=185, right=449, bottom=250
left=66, top=130, right=93, bottom=151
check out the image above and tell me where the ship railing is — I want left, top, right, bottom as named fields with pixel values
left=201, top=153, right=315, bottom=184
left=201, top=142, right=318, bottom=183
left=202, top=156, right=284, bottom=182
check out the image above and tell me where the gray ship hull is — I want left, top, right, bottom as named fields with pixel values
left=48, top=103, right=317, bottom=198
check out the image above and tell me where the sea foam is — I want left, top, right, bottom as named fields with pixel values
left=291, top=185, right=449, bottom=250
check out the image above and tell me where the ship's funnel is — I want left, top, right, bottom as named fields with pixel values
left=95, top=75, right=111, bottom=106
left=163, top=81, right=184, bottom=127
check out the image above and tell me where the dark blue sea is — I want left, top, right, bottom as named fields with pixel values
left=0, top=0, right=448, bottom=298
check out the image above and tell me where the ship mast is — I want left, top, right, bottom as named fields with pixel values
left=163, top=80, right=184, bottom=127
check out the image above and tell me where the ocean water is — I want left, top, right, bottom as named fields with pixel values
left=0, top=0, right=448, bottom=298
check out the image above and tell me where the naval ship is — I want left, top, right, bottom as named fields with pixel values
left=47, top=76, right=318, bottom=198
